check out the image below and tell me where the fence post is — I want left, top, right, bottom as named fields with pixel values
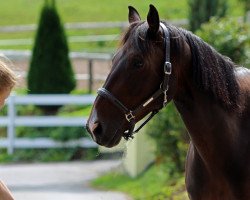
left=88, top=59, right=93, bottom=94
left=7, top=94, right=15, bottom=155
left=123, top=126, right=156, bottom=177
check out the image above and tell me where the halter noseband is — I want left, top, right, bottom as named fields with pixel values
left=97, top=22, right=172, bottom=140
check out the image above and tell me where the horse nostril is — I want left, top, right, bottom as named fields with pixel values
left=85, top=123, right=91, bottom=133
left=92, top=122, right=103, bottom=136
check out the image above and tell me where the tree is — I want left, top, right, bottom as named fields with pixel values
left=188, top=0, right=228, bottom=32
left=27, top=0, right=76, bottom=113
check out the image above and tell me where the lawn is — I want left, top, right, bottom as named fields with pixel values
left=0, top=0, right=244, bottom=25
left=0, top=0, right=245, bottom=52
left=0, top=0, right=188, bottom=25
left=92, top=163, right=189, bottom=200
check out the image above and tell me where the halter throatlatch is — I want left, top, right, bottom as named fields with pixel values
left=97, top=22, right=172, bottom=140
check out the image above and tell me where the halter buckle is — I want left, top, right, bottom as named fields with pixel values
left=125, top=111, right=135, bottom=122
left=164, top=62, right=172, bottom=75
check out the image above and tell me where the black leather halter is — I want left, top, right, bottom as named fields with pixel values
left=97, top=22, right=172, bottom=140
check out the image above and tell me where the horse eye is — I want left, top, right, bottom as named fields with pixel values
left=133, top=59, right=144, bottom=69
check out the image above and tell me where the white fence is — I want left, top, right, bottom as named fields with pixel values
left=0, top=20, right=188, bottom=46
left=0, top=20, right=188, bottom=33
left=0, top=94, right=97, bottom=155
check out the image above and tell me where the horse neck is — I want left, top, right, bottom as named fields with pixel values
left=173, top=68, right=238, bottom=169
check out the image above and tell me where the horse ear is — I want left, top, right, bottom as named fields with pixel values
left=147, top=4, right=160, bottom=36
left=128, top=6, right=141, bottom=23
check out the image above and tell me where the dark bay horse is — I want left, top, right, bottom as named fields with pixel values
left=86, top=5, right=250, bottom=200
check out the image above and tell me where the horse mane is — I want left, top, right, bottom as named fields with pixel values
left=164, top=23, right=240, bottom=111
left=121, top=22, right=240, bottom=111
left=179, top=28, right=240, bottom=111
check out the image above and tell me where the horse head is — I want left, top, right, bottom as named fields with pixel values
left=86, top=5, right=190, bottom=147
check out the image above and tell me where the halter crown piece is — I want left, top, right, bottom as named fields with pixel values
left=97, top=22, right=172, bottom=140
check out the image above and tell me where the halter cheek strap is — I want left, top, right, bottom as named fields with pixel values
left=97, top=22, right=172, bottom=140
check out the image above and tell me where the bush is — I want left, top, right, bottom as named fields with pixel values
left=27, top=1, right=76, bottom=113
left=196, top=17, right=250, bottom=67
left=146, top=103, right=188, bottom=175
left=0, top=148, right=99, bottom=163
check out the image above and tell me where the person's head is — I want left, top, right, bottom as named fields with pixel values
left=0, top=59, right=16, bottom=109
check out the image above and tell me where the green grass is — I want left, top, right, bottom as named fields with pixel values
left=0, top=1, right=188, bottom=26
left=92, top=164, right=189, bottom=200
left=0, top=0, right=244, bottom=25
left=0, top=0, right=244, bottom=52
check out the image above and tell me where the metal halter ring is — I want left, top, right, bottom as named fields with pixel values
left=125, top=111, right=135, bottom=122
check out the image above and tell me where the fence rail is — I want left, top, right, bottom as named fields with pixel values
left=0, top=50, right=113, bottom=61
left=0, top=20, right=188, bottom=47
left=0, top=22, right=127, bottom=33
left=0, top=94, right=97, bottom=155
left=0, top=20, right=188, bottom=33
left=0, top=50, right=113, bottom=93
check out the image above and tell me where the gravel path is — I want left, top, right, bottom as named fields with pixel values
left=0, top=160, right=131, bottom=200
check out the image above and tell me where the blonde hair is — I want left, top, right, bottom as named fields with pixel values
left=0, top=59, right=17, bottom=92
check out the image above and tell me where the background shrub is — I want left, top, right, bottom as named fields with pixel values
left=196, top=17, right=250, bottom=67
left=146, top=103, right=188, bottom=175
left=27, top=1, right=76, bottom=113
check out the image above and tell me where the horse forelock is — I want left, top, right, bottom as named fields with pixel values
left=120, top=22, right=161, bottom=55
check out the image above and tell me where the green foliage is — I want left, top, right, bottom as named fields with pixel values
left=27, top=2, right=76, bottom=96
left=188, top=0, right=228, bottom=32
left=196, top=17, right=250, bottom=67
left=50, top=127, right=87, bottom=141
left=0, top=151, right=13, bottom=162
left=146, top=103, right=188, bottom=175
left=92, top=164, right=188, bottom=200
left=16, top=126, right=88, bottom=141
left=0, top=148, right=98, bottom=163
